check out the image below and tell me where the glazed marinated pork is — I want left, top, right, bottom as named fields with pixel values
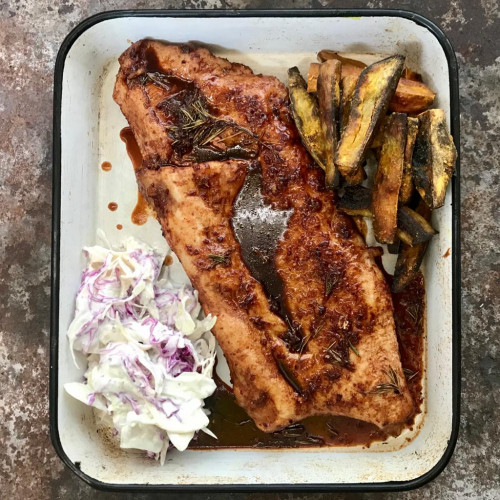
left=113, top=40, right=414, bottom=432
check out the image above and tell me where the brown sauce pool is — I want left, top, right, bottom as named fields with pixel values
left=116, top=224, right=123, bottom=230
left=120, top=127, right=152, bottom=225
left=191, top=272, right=425, bottom=450
left=101, top=161, right=112, bottom=171
left=107, top=202, right=118, bottom=211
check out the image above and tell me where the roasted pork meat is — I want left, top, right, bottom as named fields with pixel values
left=113, top=40, right=414, bottom=432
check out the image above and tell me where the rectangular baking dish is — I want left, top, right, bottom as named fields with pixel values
left=50, top=9, right=460, bottom=492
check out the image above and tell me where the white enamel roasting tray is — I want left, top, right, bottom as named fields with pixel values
left=51, top=9, right=460, bottom=493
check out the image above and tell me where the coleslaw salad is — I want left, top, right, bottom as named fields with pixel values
left=64, top=236, right=217, bottom=463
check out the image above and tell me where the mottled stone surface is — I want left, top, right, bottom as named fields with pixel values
left=0, top=0, right=498, bottom=498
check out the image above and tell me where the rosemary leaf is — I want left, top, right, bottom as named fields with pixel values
left=403, top=368, right=419, bottom=381
left=369, top=366, right=401, bottom=395
left=325, top=279, right=334, bottom=297
left=325, top=343, right=346, bottom=366
left=208, top=254, right=230, bottom=266
left=200, top=123, right=229, bottom=146
left=326, top=421, right=339, bottom=437
left=348, top=340, right=361, bottom=358
left=298, top=321, right=325, bottom=356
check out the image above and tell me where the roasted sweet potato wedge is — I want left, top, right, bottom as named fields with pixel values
left=307, top=63, right=320, bottom=93
left=392, top=200, right=432, bottom=293
left=316, top=51, right=435, bottom=113
left=400, top=116, right=419, bottom=204
left=308, top=60, right=360, bottom=92
left=389, top=80, right=436, bottom=114
left=317, top=60, right=342, bottom=187
left=412, top=109, right=457, bottom=209
left=397, top=206, right=437, bottom=245
left=338, top=185, right=372, bottom=217
left=317, top=50, right=367, bottom=67
left=288, top=67, right=326, bottom=170
left=335, top=55, right=405, bottom=177
left=372, top=112, right=406, bottom=244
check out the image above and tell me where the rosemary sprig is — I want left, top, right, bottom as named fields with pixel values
left=324, top=273, right=340, bottom=298
left=157, top=87, right=256, bottom=152
left=406, top=303, right=420, bottom=324
left=208, top=254, right=230, bottom=267
left=145, top=72, right=172, bottom=90
left=326, top=421, right=339, bottom=437
left=276, top=359, right=303, bottom=394
left=348, top=340, right=360, bottom=358
left=403, top=368, right=419, bottom=381
left=274, top=423, right=305, bottom=438
left=369, top=366, right=401, bottom=395
left=142, top=73, right=260, bottom=156
left=298, top=321, right=325, bottom=357
left=296, top=435, right=324, bottom=446
left=200, top=122, right=230, bottom=146
left=325, top=342, right=349, bottom=367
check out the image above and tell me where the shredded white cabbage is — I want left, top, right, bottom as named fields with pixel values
left=64, top=237, right=217, bottom=463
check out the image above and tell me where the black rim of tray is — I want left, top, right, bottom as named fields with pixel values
left=51, top=8, right=461, bottom=493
